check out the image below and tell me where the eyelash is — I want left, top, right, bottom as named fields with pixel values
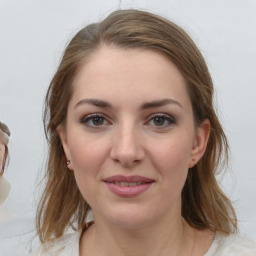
left=145, top=113, right=176, bottom=129
left=80, top=113, right=176, bottom=130
left=80, top=113, right=110, bottom=128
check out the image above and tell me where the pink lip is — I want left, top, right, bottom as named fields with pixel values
left=103, top=175, right=154, bottom=183
left=103, top=175, right=155, bottom=197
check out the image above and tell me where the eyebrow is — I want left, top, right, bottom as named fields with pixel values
left=75, top=99, right=112, bottom=109
left=75, top=98, right=182, bottom=109
left=141, top=99, right=183, bottom=109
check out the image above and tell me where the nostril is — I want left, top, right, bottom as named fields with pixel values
left=109, top=132, right=146, bottom=166
left=111, top=156, right=142, bottom=168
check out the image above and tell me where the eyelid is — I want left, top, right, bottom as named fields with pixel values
left=146, top=112, right=175, bottom=121
left=80, top=112, right=104, bottom=121
left=145, top=113, right=176, bottom=128
left=80, top=113, right=112, bottom=128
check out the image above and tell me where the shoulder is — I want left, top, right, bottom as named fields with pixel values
left=208, top=233, right=256, bottom=256
left=30, top=231, right=81, bottom=256
left=221, top=234, right=256, bottom=254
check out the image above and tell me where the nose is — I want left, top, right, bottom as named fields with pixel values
left=110, top=123, right=145, bottom=168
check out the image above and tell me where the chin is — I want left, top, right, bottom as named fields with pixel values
left=94, top=204, right=157, bottom=229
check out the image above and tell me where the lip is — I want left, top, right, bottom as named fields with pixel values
left=103, top=175, right=154, bottom=183
left=103, top=175, right=155, bottom=197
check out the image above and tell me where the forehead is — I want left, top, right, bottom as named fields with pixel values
left=75, top=45, right=185, bottom=83
left=70, top=46, right=191, bottom=109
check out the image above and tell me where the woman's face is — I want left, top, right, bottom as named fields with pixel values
left=59, top=46, right=209, bottom=227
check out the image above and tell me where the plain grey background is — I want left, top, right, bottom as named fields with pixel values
left=0, top=0, right=255, bottom=252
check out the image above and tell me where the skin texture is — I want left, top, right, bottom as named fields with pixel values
left=58, top=46, right=212, bottom=255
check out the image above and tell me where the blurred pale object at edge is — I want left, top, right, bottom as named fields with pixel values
left=0, top=175, right=12, bottom=223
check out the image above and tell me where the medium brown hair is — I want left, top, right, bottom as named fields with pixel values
left=37, top=9, right=237, bottom=243
left=0, top=122, right=10, bottom=175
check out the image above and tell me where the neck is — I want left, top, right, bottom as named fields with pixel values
left=80, top=212, right=195, bottom=256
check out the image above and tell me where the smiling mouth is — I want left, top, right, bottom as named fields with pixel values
left=103, top=175, right=154, bottom=185
left=103, top=175, right=155, bottom=197
left=110, top=182, right=145, bottom=187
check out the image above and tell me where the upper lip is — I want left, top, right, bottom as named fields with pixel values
left=103, top=175, right=154, bottom=183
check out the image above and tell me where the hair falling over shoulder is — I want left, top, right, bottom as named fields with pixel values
left=36, top=9, right=237, bottom=243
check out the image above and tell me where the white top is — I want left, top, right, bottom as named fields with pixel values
left=30, top=231, right=256, bottom=256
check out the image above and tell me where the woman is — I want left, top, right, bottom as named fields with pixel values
left=0, top=122, right=11, bottom=223
left=32, top=9, right=256, bottom=255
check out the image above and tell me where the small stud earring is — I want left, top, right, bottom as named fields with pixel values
left=66, top=160, right=71, bottom=166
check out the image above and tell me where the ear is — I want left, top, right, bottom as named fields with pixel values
left=189, top=119, right=210, bottom=168
left=57, top=125, right=74, bottom=171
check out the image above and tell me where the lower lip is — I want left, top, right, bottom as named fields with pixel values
left=105, top=182, right=153, bottom=197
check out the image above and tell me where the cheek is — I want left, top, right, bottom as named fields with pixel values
left=152, top=136, right=192, bottom=169
left=150, top=136, right=193, bottom=190
left=67, top=134, right=110, bottom=181
left=68, top=136, right=109, bottom=205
